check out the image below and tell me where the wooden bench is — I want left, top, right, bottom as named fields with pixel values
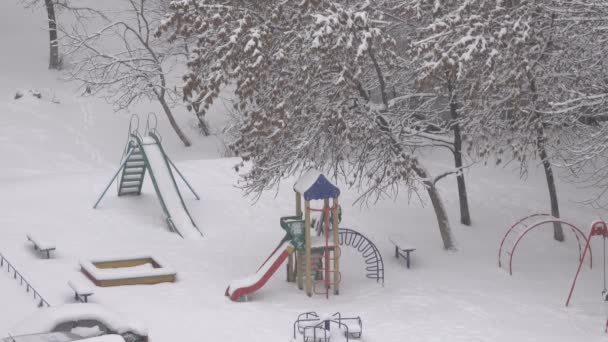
left=389, top=235, right=416, bottom=268
left=26, top=234, right=56, bottom=259
left=68, top=280, right=94, bottom=303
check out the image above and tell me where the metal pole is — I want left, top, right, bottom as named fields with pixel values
left=92, top=150, right=134, bottom=209
left=167, top=157, right=200, bottom=200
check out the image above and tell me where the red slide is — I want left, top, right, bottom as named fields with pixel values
left=226, top=240, right=294, bottom=301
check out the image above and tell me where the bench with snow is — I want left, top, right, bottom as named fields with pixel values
left=68, top=280, right=94, bottom=303
left=26, top=234, right=56, bottom=259
left=388, top=235, right=416, bottom=268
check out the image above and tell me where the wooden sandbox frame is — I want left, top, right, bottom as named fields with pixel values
left=80, top=256, right=176, bottom=287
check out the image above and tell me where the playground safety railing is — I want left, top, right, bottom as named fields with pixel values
left=0, top=253, right=51, bottom=308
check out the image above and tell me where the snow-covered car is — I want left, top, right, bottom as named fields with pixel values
left=5, top=304, right=147, bottom=342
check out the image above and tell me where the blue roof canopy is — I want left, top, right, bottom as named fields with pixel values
left=294, top=170, right=341, bottom=201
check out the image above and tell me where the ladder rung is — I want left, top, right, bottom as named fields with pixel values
left=119, top=189, right=140, bottom=196
left=126, top=161, right=145, bottom=167
left=122, top=174, right=143, bottom=180
left=121, top=181, right=142, bottom=187
left=123, top=168, right=145, bottom=174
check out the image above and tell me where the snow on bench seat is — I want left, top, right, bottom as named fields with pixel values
left=388, top=235, right=415, bottom=251
left=26, top=234, right=56, bottom=258
left=389, top=235, right=416, bottom=268
left=68, top=280, right=95, bottom=303
left=79, top=335, right=125, bottom=342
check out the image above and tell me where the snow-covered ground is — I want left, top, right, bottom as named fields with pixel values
left=2, top=1, right=608, bottom=342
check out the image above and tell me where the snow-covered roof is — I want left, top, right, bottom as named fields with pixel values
left=293, top=170, right=340, bottom=201
left=80, top=335, right=125, bottom=342
left=10, top=304, right=147, bottom=337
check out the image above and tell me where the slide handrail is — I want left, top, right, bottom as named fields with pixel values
left=130, top=134, right=184, bottom=238
left=147, top=132, right=201, bottom=236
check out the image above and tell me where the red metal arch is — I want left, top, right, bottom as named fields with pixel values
left=498, top=213, right=554, bottom=269
left=499, top=215, right=592, bottom=275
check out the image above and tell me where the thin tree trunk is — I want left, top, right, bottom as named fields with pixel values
left=44, top=0, right=60, bottom=69
left=527, top=74, right=564, bottom=241
left=157, top=95, right=192, bottom=147
left=539, top=140, right=564, bottom=241
left=367, top=47, right=454, bottom=249
left=447, top=79, right=471, bottom=226
left=413, top=161, right=455, bottom=250
left=196, top=113, right=210, bottom=136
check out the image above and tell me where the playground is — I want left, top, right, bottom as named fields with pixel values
left=1, top=136, right=608, bottom=341
left=3, top=2, right=608, bottom=342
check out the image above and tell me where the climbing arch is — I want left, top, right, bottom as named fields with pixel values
left=498, top=213, right=592, bottom=275
left=338, top=228, right=385, bottom=284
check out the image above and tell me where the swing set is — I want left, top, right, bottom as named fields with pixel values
left=566, top=220, right=608, bottom=305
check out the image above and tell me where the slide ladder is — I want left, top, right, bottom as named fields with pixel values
left=117, top=143, right=146, bottom=196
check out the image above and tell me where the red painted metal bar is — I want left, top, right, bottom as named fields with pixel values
left=508, top=219, right=591, bottom=276
left=565, top=229, right=594, bottom=306
left=566, top=220, right=608, bottom=306
left=499, top=213, right=552, bottom=268
left=324, top=203, right=330, bottom=299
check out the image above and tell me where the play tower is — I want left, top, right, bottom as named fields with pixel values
left=290, top=169, right=342, bottom=297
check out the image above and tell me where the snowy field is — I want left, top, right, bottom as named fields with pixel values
left=2, top=1, right=608, bottom=342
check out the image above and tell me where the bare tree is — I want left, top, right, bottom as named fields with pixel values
left=60, top=0, right=193, bottom=146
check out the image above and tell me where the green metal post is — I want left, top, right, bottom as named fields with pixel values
left=92, top=149, right=134, bottom=209
left=167, top=157, right=200, bottom=200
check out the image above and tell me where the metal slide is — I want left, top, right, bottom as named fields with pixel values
left=132, top=133, right=203, bottom=239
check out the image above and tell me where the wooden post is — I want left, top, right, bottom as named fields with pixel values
left=296, top=192, right=302, bottom=217
left=287, top=253, right=293, bottom=282
left=332, top=198, right=340, bottom=295
left=305, top=200, right=312, bottom=297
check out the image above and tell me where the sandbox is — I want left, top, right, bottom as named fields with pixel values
left=80, top=256, right=176, bottom=287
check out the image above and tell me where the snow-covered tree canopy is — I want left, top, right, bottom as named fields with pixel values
left=158, top=0, right=452, bottom=200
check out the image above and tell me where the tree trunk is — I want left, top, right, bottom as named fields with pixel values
left=413, top=161, right=455, bottom=250
left=447, top=81, right=471, bottom=226
left=44, top=0, right=60, bottom=69
left=368, top=46, right=454, bottom=249
left=157, top=95, right=192, bottom=147
left=196, top=113, right=210, bottom=136
left=538, top=141, right=564, bottom=241
left=527, top=74, right=564, bottom=242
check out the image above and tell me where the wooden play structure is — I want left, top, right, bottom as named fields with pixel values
left=289, top=170, right=342, bottom=297
left=226, top=170, right=383, bottom=301
left=80, top=256, right=176, bottom=287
